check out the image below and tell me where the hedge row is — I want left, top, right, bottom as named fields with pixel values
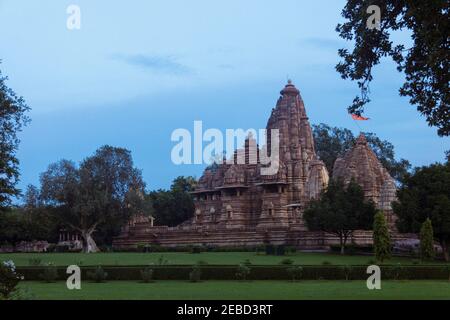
left=17, top=265, right=450, bottom=281
left=112, top=244, right=297, bottom=254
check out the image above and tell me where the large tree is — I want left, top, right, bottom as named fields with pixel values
left=304, top=179, right=377, bottom=254
left=393, top=162, right=450, bottom=261
left=312, top=123, right=411, bottom=182
left=336, top=1, right=449, bottom=136
left=0, top=66, right=30, bottom=208
left=40, top=146, right=145, bottom=252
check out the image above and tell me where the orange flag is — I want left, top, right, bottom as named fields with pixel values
left=351, top=114, right=370, bottom=121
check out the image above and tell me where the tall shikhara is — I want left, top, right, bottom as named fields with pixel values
left=188, top=80, right=329, bottom=231
left=333, top=134, right=397, bottom=227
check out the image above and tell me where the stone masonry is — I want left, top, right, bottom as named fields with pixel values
left=113, top=81, right=410, bottom=249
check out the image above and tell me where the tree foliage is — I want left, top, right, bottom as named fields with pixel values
left=393, top=162, right=450, bottom=261
left=336, top=1, right=449, bottom=136
left=420, top=218, right=435, bottom=261
left=147, top=176, right=196, bottom=227
left=312, top=123, right=411, bottom=182
left=39, top=145, right=145, bottom=252
left=0, top=66, right=30, bottom=208
left=0, top=207, right=59, bottom=245
left=373, top=211, right=391, bottom=262
left=304, top=179, right=377, bottom=254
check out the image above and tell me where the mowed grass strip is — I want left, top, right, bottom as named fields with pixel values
left=2, top=252, right=447, bottom=267
left=18, top=280, right=450, bottom=300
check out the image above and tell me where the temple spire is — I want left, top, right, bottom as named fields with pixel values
left=280, top=79, right=300, bottom=96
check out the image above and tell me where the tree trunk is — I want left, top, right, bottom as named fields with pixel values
left=441, top=241, right=449, bottom=262
left=81, top=229, right=99, bottom=253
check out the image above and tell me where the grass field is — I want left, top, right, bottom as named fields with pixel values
left=18, top=280, right=450, bottom=300
left=2, top=252, right=447, bottom=267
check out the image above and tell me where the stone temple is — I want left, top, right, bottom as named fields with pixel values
left=113, top=81, right=407, bottom=249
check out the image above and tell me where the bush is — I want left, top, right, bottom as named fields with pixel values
left=265, top=245, right=275, bottom=255
left=411, top=259, right=421, bottom=265
left=0, top=261, right=22, bottom=299
left=53, top=244, right=70, bottom=253
left=330, top=244, right=373, bottom=254
left=391, top=263, right=403, bottom=280
left=87, top=266, right=108, bottom=283
left=287, top=266, right=303, bottom=282
left=156, top=255, right=169, bottom=266
left=28, top=258, right=42, bottom=266
left=341, top=265, right=352, bottom=280
left=322, top=261, right=332, bottom=265
left=276, top=245, right=286, bottom=256
left=196, top=260, right=208, bottom=266
left=242, top=259, right=252, bottom=266
left=236, top=264, right=251, bottom=281
left=285, top=246, right=297, bottom=255
left=280, top=258, right=294, bottom=265
left=441, top=266, right=450, bottom=282
left=189, top=266, right=202, bottom=282
left=39, top=263, right=58, bottom=283
left=140, top=267, right=154, bottom=283
left=367, top=259, right=377, bottom=265
left=190, top=246, right=202, bottom=254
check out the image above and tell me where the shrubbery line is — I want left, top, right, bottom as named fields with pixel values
left=16, top=265, right=450, bottom=281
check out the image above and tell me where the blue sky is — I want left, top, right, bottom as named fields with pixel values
left=0, top=0, right=448, bottom=197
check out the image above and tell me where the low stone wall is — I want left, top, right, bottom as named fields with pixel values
left=113, top=223, right=417, bottom=251
left=0, top=241, right=50, bottom=253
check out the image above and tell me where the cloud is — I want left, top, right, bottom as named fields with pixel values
left=299, top=37, right=349, bottom=50
left=111, top=53, right=192, bottom=75
left=217, top=64, right=235, bottom=70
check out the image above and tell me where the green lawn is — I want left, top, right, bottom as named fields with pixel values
left=18, top=280, right=450, bottom=300
left=2, top=252, right=447, bottom=267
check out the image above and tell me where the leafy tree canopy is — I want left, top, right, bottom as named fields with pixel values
left=393, top=161, right=450, bottom=260
left=147, top=176, right=196, bottom=227
left=0, top=65, right=30, bottom=208
left=39, top=145, right=145, bottom=252
left=336, top=0, right=449, bottom=136
left=304, top=179, right=377, bottom=254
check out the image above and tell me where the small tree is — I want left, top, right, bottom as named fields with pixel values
left=341, top=265, right=353, bottom=281
left=287, top=266, right=303, bottom=282
left=304, top=179, right=376, bottom=254
left=373, top=211, right=391, bottom=262
left=87, top=266, right=108, bottom=283
left=39, top=263, right=58, bottom=283
left=236, top=264, right=251, bottom=281
left=420, top=218, right=435, bottom=261
left=140, top=267, right=154, bottom=283
left=189, top=266, right=201, bottom=283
